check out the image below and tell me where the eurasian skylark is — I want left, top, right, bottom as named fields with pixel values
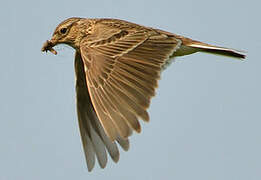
left=42, top=17, right=245, bottom=171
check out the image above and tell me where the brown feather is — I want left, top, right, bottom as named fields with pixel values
left=75, top=51, right=123, bottom=171
left=174, top=35, right=246, bottom=59
left=79, top=21, right=181, bottom=141
left=42, top=17, right=246, bottom=171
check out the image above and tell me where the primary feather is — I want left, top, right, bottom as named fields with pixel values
left=42, top=18, right=246, bottom=171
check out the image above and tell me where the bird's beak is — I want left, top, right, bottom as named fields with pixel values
left=41, top=37, right=58, bottom=55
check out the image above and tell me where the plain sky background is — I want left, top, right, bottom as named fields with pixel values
left=0, top=0, right=260, bottom=179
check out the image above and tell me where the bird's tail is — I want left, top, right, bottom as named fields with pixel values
left=174, top=35, right=246, bottom=59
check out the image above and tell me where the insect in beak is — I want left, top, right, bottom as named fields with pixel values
left=41, top=39, right=58, bottom=55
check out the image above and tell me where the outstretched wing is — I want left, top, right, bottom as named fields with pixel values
left=75, top=51, right=129, bottom=171
left=80, top=23, right=182, bottom=141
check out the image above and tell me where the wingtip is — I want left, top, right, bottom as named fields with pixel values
left=111, top=153, right=120, bottom=163
left=87, top=163, right=95, bottom=172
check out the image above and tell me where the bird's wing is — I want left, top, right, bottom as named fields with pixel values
left=75, top=51, right=130, bottom=171
left=79, top=26, right=182, bottom=141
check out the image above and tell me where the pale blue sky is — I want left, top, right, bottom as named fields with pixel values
left=0, top=0, right=260, bottom=180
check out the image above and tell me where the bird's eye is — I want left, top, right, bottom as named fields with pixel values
left=60, top=28, right=67, bottom=34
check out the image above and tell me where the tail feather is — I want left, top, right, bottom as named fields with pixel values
left=173, top=35, right=246, bottom=59
left=188, top=41, right=246, bottom=59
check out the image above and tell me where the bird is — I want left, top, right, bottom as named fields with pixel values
left=41, top=17, right=245, bottom=171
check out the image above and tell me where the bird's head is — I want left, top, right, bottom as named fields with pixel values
left=41, top=17, right=85, bottom=55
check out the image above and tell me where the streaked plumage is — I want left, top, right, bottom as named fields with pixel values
left=42, top=17, right=245, bottom=171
